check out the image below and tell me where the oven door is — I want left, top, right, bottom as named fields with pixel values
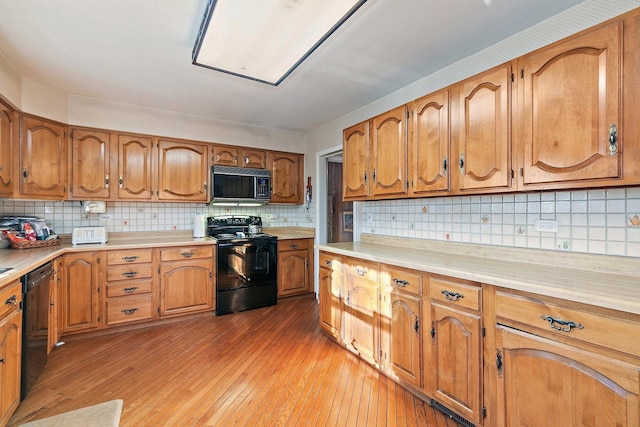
left=216, top=240, right=277, bottom=291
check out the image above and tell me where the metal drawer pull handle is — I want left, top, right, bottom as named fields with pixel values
left=121, top=308, right=139, bottom=315
left=355, top=267, right=367, bottom=276
left=122, top=271, right=138, bottom=278
left=609, top=123, right=618, bottom=156
left=441, top=289, right=464, bottom=301
left=5, top=295, right=17, bottom=306
left=122, top=256, right=138, bottom=262
left=290, top=244, right=299, bottom=249
left=393, top=278, right=409, bottom=287
left=123, top=287, right=139, bottom=293
left=541, top=315, right=584, bottom=333
left=181, top=252, right=194, bottom=258
left=325, top=260, right=332, bottom=266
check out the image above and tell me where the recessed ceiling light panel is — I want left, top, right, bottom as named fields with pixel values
left=192, top=0, right=368, bottom=85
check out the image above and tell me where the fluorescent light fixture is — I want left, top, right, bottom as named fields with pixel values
left=192, top=0, right=368, bottom=86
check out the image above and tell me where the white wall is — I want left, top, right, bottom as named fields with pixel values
left=0, top=51, right=20, bottom=108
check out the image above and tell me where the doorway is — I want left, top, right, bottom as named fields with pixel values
left=326, top=155, right=352, bottom=243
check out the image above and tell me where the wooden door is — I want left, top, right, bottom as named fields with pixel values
left=319, top=262, right=341, bottom=339
left=277, top=249, right=309, bottom=297
left=0, top=104, right=13, bottom=197
left=70, top=128, right=111, bottom=199
left=519, top=23, right=621, bottom=187
left=19, top=116, right=67, bottom=199
left=454, top=64, right=511, bottom=191
left=386, top=292, right=422, bottom=388
left=157, top=139, right=208, bottom=202
left=160, top=260, right=213, bottom=316
left=342, top=121, right=369, bottom=200
left=213, top=146, right=238, bottom=167
left=428, top=303, right=482, bottom=424
left=117, top=134, right=154, bottom=200
left=343, top=273, right=379, bottom=366
left=61, top=253, right=101, bottom=333
left=371, top=105, right=407, bottom=198
left=409, top=89, right=450, bottom=195
left=239, top=148, right=266, bottom=169
left=0, top=310, right=21, bottom=426
left=268, top=151, right=303, bottom=204
left=496, top=325, right=639, bottom=427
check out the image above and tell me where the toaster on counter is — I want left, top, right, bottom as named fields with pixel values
left=72, top=227, right=108, bottom=245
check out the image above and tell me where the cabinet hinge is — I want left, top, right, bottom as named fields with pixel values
left=406, top=180, right=409, bottom=191
left=510, top=73, right=514, bottom=83
left=510, top=169, right=514, bottom=179
left=482, top=327, right=486, bottom=337
left=520, top=69, right=524, bottom=78
left=483, top=407, right=487, bottom=418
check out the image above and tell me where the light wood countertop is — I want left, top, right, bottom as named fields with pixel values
left=316, top=234, right=640, bottom=316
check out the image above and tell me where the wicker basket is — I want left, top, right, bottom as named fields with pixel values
left=10, top=238, right=62, bottom=250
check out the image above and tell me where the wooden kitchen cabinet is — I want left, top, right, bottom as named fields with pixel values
left=69, top=127, right=112, bottom=200
left=426, top=275, right=483, bottom=425
left=116, top=133, right=154, bottom=200
left=158, top=246, right=215, bottom=317
left=370, top=105, right=408, bottom=198
left=104, top=249, right=155, bottom=327
left=240, top=148, right=266, bottom=169
left=451, top=63, right=512, bottom=193
left=157, top=139, right=209, bottom=202
left=409, top=89, right=450, bottom=196
left=277, top=239, right=313, bottom=297
left=342, top=257, right=379, bottom=367
left=212, top=145, right=239, bottom=167
left=318, top=251, right=342, bottom=340
left=18, top=115, right=68, bottom=199
left=0, top=102, right=14, bottom=198
left=0, top=280, right=21, bottom=427
left=343, top=121, right=370, bottom=200
left=380, top=265, right=424, bottom=389
left=60, top=252, right=102, bottom=334
left=268, top=151, right=304, bottom=204
left=517, top=23, right=622, bottom=189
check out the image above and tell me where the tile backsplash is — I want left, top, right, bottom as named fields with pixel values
left=0, top=200, right=316, bottom=234
left=361, top=187, right=640, bottom=258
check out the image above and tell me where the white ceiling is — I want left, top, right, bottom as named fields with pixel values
left=0, top=0, right=585, bottom=133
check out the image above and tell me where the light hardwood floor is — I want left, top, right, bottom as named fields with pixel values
left=9, top=296, right=459, bottom=426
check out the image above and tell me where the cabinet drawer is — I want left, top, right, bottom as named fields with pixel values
left=496, top=290, right=640, bottom=358
left=0, top=280, right=21, bottom=320
left=381, top=265, right=422, bottom=296
left=105, top=294, right=153, bottom=326
left=344, top=257, right=378, bottom=282
left=107, top=264, right=153, bottom=282
left=319, top=252, right=342, bottom=272
left=106, top=280, right=153, bottom=297
left=107, top=249, right=152, bottom=265
left=430, top=276, right=481, bottom=311
left=278, top=239, right=310, bottom=251
left=160, top=246, right=213, bottom=261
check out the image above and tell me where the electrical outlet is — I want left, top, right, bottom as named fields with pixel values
left=366, top=212, right=373, bottom=225
left=99, top=214, right=112, bottom=221
left=44, top=206, right=54, bottom=214
left=534, top=219, right=558, bottom=232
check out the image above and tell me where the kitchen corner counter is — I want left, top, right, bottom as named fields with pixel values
left=316, top=234, right=640, bottom=316
left=264, top=227, right=315, bottom=240
left=0, top=231, right=216, bottom=289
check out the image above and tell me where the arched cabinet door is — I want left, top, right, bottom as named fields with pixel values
left=343, top=121, right=370, bottom=200
left=157, top=139, right=208, bottom=202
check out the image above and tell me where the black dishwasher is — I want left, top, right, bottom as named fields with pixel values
left=21, top=261, right=53, bottom=400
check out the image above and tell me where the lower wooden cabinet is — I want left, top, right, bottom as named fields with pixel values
left=60, top=252, right=102, bottom=334
left=318, top=252, right=342, bottom=340
left=159, top=246, right=215, bottom=317
left=0, top=281, right=21, bottom=427
left=277, top=239, right=313, bottom=297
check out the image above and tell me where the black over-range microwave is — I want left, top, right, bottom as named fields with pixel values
left=210, top=166, right=271, bottom=206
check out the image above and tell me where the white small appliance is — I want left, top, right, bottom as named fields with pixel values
left=72, top=226, right=108, bottom=245
left=193, top=214, right=206, bottom=238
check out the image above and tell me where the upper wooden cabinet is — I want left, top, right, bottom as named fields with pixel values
left=409, top=89, right=450, bottom=196
left=212, top=145, right=238, bottom=167
left=157, top=139, right=209, bottom=202
left=0, top=103, right=13, bottom=198
left=116, top=134, right=154, bottom=200
left=343, top=121, right=370, bottom=200
left=18, top=115, right=68, bottom=199
left=268, top=151, right=303, bottom=204
left=452, top=63, right=512, bottom=193
left=70, top=128, right=111, bottom=200
left=517, top=22, right=622, bottom=188
left=240, top=148, right=266, bottom=169
left=371, top=105, right=408, bottom=198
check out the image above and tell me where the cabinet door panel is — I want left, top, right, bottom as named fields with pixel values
left=0, top=105, right=13, bottom=197
left=240, top=148, right=266, bottom=169
left=410, top=90, right=449, bottom=195
left=213, top=146, right=238, bottom=166
left=277, top=249, right=309, bottom=297
left=160, top=260, right=213, bottom=316
left=319, top=265, right=341, bottom=339
left=343, top=122, right=369, bottom=200
left=268, top=152, right=302, bottom=204
left=343, top=274, right=378, bottom=366
left=71, top=129, right=111, bottom=199
left=520, top=23, right=621, bottom=185
left=388, top=293, right=421, bottom=387
left=157, top=140, right=208, bottom=201
left=456, top=64, right=511, bottom=191
left=496, top=325, right=639, bottom=427
left=371, top=106, right=407, bottom=197
left=118, top=134, right=153, bottom=200
left=0, top=311, right=21, bottom=426
left=61, top=253, right=100, bottom=333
